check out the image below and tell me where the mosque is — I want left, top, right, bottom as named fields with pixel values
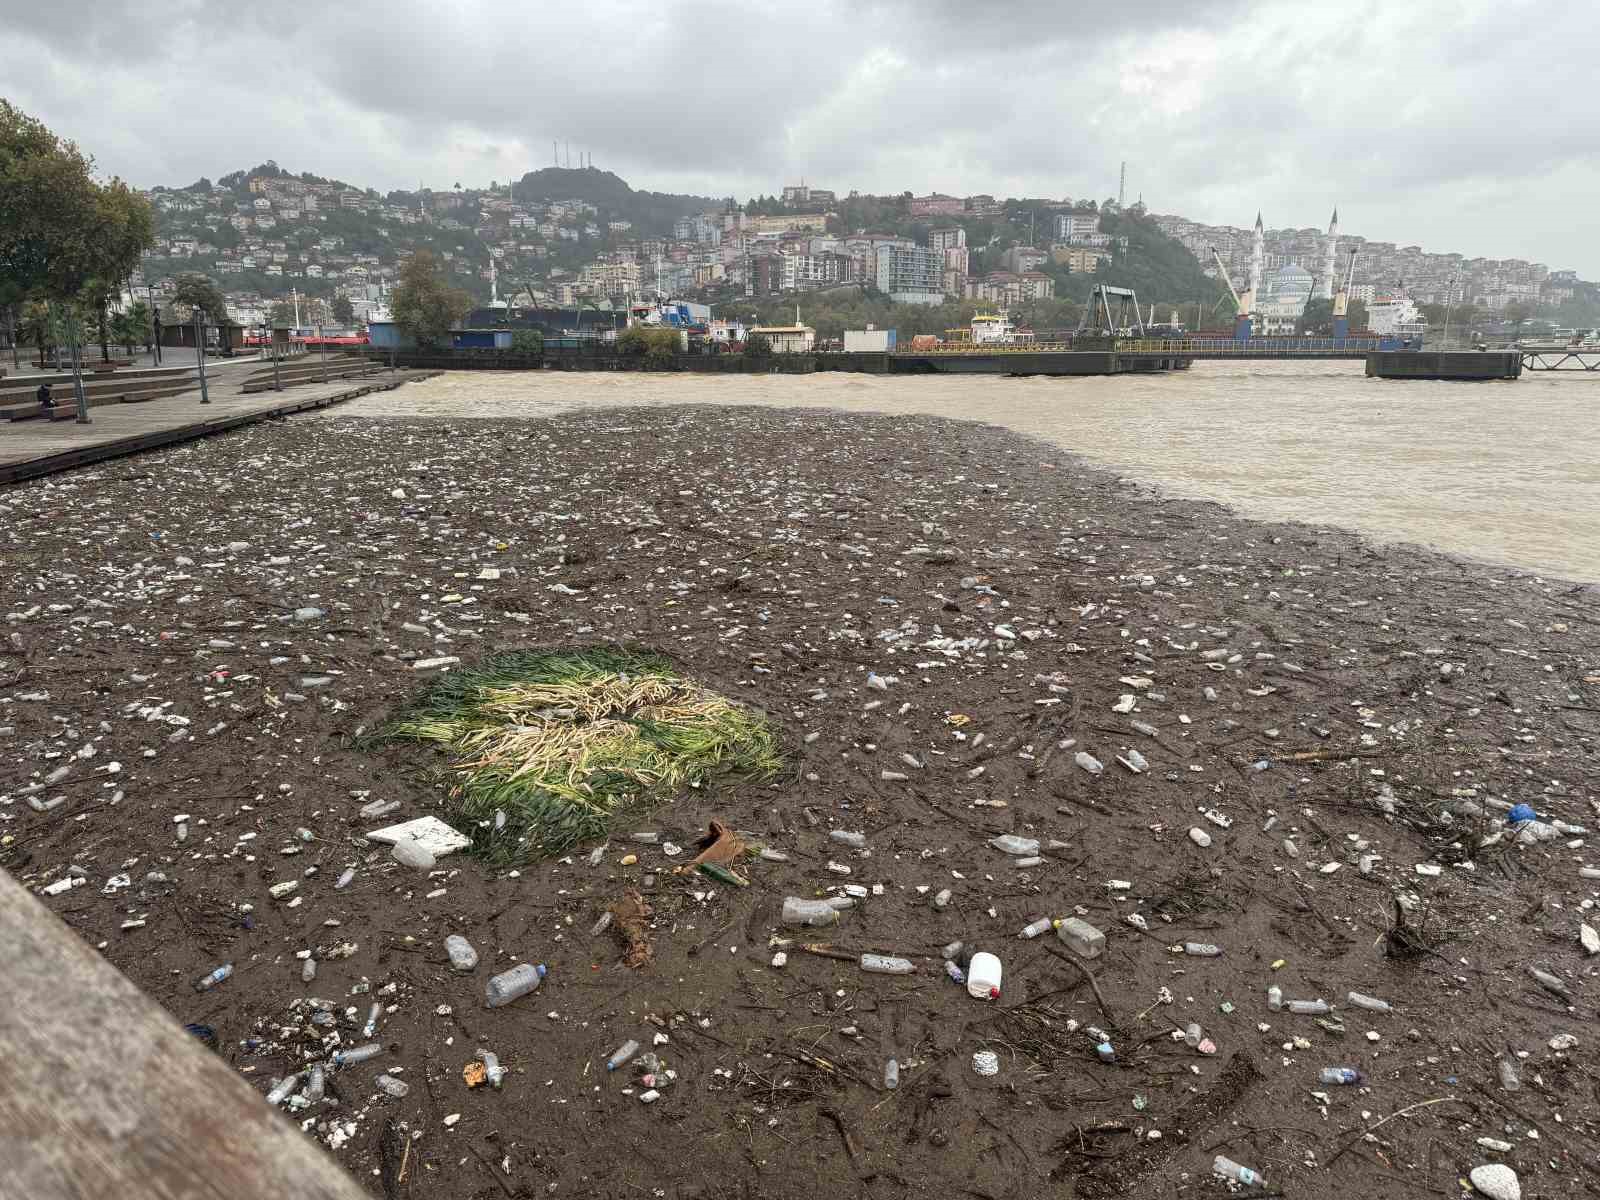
left=1238, top=210, right=1341, bottom=336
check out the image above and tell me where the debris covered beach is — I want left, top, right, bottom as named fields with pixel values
left=4, top=401, right=1599, bottom=1199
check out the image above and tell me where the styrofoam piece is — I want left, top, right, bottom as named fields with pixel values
left=366, top=815, right=471, bottom=858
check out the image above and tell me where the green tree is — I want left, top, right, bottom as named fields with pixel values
left=171, top=273, right=230, bottom=322
left=615, top=324, right=679, bottom=365
left=511, top=328, right=543, bottom=354
left=1503, top=300, right=1533, bottom=336
left=330, top=295, right=355, bottom=325
left=1297, top=297, right=1333, bottom=335
left=110, top=308, right=140, bottom=354
left=393, top=249, right=472, bottom=348
left=743, top=332, right=772, bottom=359
left=269, top=300, right=297, bottom=326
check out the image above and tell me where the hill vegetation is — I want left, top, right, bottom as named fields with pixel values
left=513, top=167, right=716, bottom=237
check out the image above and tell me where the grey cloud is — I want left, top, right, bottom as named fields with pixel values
left=0, top=0, right=1593, bottom=274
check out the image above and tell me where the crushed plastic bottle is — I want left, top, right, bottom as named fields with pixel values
left=485, top=962, right=547, bottom=1008
left=1318, top=1067, right=1362, bottom=1085
left=304, top=1064, right=325, bottom=1102
left=884, top=1058, right=900, bottom=1090
left=445, top=934, right=479, bottom=972
left=375, top=1074, right=410, bottom=1098
left=861, top=954, right=915, bottom=975
left=1266, top=985, right=1283, bottom=1011
left=1346, top=992, right=1391, bottom=1013
left=194, top=963, right=233, bottom=992
left=607, top=1039, right=640, bottom=1071
left=989, top=834, right=1039, bottom=856
left=830, top=830, right=866, bottom=849
left=362, top=1001, right=383, bottom=1038
left=782, top=897, right=842, bottom=926
left=266, top=1073, right=303, bottom=1105
left=1074, top=751, right=1104, bottom=776
left=1287, top=998, right=1330, bottom=1015
left=1057, top=918, right=1106, bottom=959
left=1497, top=1056, right=1521, bottom=1091
left=335, top=867, right=356, bottom=890
left=1183, top=942, right=1222, bottom=957
left=943, top=960, right=966, bottom=984
left=1214, top=1155, right=1264, bottom=1186
left=301, top=957, right=317, bottom=983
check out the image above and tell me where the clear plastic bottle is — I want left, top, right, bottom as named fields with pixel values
left=1287, top=998, right=1330, bottom=1015
left=1318, top=1067, right=1362, bottom=1085
left=485, top=963, right=547, bottom=1008
left=861, top=954, right=915, bottom=975
left=445, top=934, right=479, bottom=972
left=304, top=1064, right=326, bottom=1102
left=362, top=1002, right=383, bottom=1038
left=932, top=888, right=952, bottom=909
left=830, top=830, right=866, bottom=849
left=194, top=963, right=233, bottom=992
left=1266, top=985, right=1283, bottom=1011
left=781, top=897, right=842, bottom=927
left=1183, top=942, right=1222, bottom=957
left=1095, top=1039, right=1115, bottom=1063
left=884, top=1058, right=899, bottom=1089
left=335, top=867, right=356, bottom=890
left=332, top=1042, right=383, bottom=1066
left=1214, top=1155, right=1264, bottom=1186
left=1019, top=917, right=1053, bottom=939
left=607, top=1039, right=640, bottom=1071
left=943, top=960, right=966, bottom=985
left=1346, top=992, right=1391, bottom=1013
left=479, top=1050, right=505, bottom=1088
left=266, top=1073, right=302, bottom=1105
left=301, top=957, right=317, bottom=983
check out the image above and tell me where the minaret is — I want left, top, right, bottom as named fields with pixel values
left=490, top=256, right=499, bottom=307
left=1239, top=212, right=1264, bottom=328
left=1319, top=207, right=1339, bottom=300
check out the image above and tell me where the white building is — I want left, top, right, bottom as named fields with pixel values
left=874, top=244, right=944, bottom=305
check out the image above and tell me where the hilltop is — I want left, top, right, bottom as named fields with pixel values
left=512, top=166, right=716, bottom=234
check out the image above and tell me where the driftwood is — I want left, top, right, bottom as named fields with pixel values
left=0, top=868, right=369, bottom=1200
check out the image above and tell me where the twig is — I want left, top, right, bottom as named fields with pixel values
left=1325, top=1095, right=1459, bottom=1166
left=1038, top=941, right=1119, bottom=1027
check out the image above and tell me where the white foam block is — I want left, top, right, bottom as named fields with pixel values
left=366, top=815, right=471, bottom=858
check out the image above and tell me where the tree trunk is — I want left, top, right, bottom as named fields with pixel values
left=98, top=302, right=110, bottom=362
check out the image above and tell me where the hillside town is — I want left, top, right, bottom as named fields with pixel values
left=124, top=163, right=1595, bottom=339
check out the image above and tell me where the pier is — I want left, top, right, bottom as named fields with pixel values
left=1365, top=350, right=1522, bottom=380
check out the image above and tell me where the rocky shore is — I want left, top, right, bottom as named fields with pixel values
left=3, top=403, right=1597, bottom=1199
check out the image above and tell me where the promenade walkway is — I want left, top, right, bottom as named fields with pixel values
left=0, top=363, right=428, bottom=485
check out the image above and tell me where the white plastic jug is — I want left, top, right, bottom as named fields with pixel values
left=966, top=951, right=1002, bottom=1000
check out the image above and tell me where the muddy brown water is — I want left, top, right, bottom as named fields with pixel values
left=343, top=361, right=1600, bottom=582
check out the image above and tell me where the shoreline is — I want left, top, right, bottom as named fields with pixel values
left=331, top=365, right=1600, bottom=585
left=4, top=403, right=1598, bottom=1198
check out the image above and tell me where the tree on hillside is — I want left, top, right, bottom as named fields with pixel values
left=171, top=273, right=231, bottom=323
left=393, top=250, right=472, bottom=348
left=269, top=300, right=297, bottom=326
left=330, top=295, right=355, bottom=325
left=1503, top=300, right=1533, bottom=336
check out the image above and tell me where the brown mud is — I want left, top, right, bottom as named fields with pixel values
left=3, top=404, right=1598, bottom=1200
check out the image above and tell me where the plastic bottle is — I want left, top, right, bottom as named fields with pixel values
left=1266, top=985, right=1283, bottom=1011
left=967, top=952, right=1002, bottom=1000
left=304, top=1064, right=326, bottom=1102
left=375, top=1074, right=410, bottom=1098
left=941, top=940, right=965, bottom=961
left=1497, top=1056, right=1521, bottom=1091
left=830, top=830, right=866, bottom=849
left=194, top=963, right=234, bottom=992
left=861, top=954, right=915, bottom=975
left=485, top=963, right=547, bottom=1008
left=1019, top=917, right=1053, bottom=939
left=1213, top=1155, right=1264, bottom=1186
left=1318, top=1067, right=1362, bottom=1085
left=1184, top=1022, right=1203, bottom=1048
left=1057, top=918, right=1106, bottom=959
left=943, top=960, right=966, bottom=984
left=1346, top=992, right=1391, bottom=1013
left=362, top=1002, right=383, bottom=1038
left=1287, top=998, right=1330, bottom=1015
left=1183, top=942, right=1222, bottom=957
left=1095, top=1039, right=1115, bottom=1063
left=479, top=1050, right=505, bottom=1088
left=884, top=1058, right=899, bottom=1090
left=932, top=888, right=952, bottom=909
left=607, top=1039, right=640, bottom=1071
left=301, top=957, right=317, bottom=983
left=332, top=1043, right=383, bottom=1066
left=266, top=1073, right=302, bottom=1105
left=335, top=867, right=356, bottom=890
left=781, top=897, right=841, bottom=927
left=989, top=834, right=1039, bottom=856
left=445, top=934, right=479, bottom=972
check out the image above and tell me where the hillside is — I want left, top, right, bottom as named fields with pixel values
left=513, top=167, right=716, bottom=237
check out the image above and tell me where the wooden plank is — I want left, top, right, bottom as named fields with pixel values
left=0, top=868, right=371, bottom=1200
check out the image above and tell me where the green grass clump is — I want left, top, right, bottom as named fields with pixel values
left=378, top=648, right=782, bottom=863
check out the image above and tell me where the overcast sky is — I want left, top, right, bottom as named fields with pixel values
left=5, top=0, right=1595, bottom=275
